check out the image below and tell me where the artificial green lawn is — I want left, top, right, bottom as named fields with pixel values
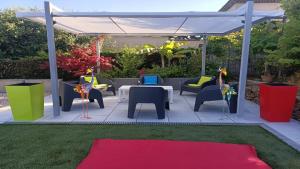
left=0, top=125, right=299, bottom=169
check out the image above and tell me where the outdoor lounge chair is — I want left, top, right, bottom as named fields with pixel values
left=59, top=81, right=104, bottom=111
left=180, top=76, right=216, bottom=95
left=194, top=83, right=239, bottom=113
left=80, top=76, right=116, bottom=96
left=194, top=85, right=223, bottom=111
left=138, top=74, right=163, bottom=85
left=128, top=87, right=169, bottom=119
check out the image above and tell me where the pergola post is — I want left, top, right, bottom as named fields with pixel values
left=45, top=1, right=60, bottom=117
left=237, top=0, right=253, bottom=115
left=201, top=36, right=207, bottom=76
left=96, top=37, right=101, bottom=73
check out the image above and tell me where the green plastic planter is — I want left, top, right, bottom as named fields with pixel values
left=5, top=83, right=44, bottom=121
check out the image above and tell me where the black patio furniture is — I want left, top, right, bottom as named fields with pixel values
left=194, top=83, right=239, bottom=113
left=180, top=76, right=217, bottom=95
left=194, top=85, right=223, bottom=111
left=59, top=81, right=104, bottom=112
left=128, top=87, right=169, bottom=119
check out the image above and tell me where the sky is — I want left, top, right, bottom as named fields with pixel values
left=0, top=0, right=228, bottom=12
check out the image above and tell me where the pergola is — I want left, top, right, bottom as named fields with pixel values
left=16, top=0, right=284, bottom=117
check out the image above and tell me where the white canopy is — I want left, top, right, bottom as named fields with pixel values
left=16, top=4, right=283, bottom=36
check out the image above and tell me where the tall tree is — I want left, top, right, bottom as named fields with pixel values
left=266, top=0, right=300, bottom=77
left=0, top=9, right=91, bottom=59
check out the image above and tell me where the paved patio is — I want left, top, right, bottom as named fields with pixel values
left=0, top=90, right=300, bottom=151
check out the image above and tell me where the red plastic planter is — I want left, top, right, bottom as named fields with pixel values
left=259, top=83, right=298, bottom=122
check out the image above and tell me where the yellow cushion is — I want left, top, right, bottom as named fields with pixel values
left=84, top=76, right=98, bottom=86
left=187, top=83, right=202, bottom=87
left=187, top=76, right=212, bottom=87
left=197, top=76, right=212, bottom=86
left=94, top=84, right=109, bottom=89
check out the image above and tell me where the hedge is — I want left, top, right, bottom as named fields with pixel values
left=0, top=58, right=51, bottom=79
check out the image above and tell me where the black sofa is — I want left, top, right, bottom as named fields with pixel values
left=128, top=87, right=169, bottom=119
left=180, top=76, right=217, bottom=95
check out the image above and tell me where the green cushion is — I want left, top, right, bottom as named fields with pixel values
left=84, top=76, right=99, bottom=86
left=188, top=76, right=212, bottom=87
left=94, top=84, right=109, bottom=89
left=187, top=83, right=202, bottom=87
left=197, top=76, right=212, bottom=86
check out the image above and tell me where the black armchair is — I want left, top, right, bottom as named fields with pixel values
left=193, top=83, right=239, bottom=113
left=180, top=76, right=217, bottom=95
left=59, top=81, right=104, bottom=112
left=194, top=85, right=223, bottom=112
left=128, top=87, right=169, bottom=119
left=138, top=74, right=163, bottom=85
left=80, top=76, right=116, bottom=96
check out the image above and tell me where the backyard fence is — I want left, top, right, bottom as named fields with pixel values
left=208, top=55, right=265, bottom=78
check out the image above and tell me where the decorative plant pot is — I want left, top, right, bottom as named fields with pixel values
left=259, top=83, right=298, bottom=122
left=5, top=83, right=44, bottom=121
left=225, top=83, right=238, bottom=113
left=227, top=94, right=238, bottom=113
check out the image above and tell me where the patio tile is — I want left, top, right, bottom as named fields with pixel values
left=0, top=107, right=13, bottom=122
left=194, top=101, right=233, bottom=123
left=228, top=111, right=263, bottom=123
left=168, top=97, right=200, bottom=123
left=105, top=103, right=136, bottom=122
left=137, top=104, right=169, bottom=122
left=197, top=113, right=234, bottom=123
left=264, top=120, right=300, bottom=141
left=35, top=111, right=80, bottom=122
left=72, top=114, right=107, bottom=122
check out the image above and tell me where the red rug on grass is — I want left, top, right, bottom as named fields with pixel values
left=77, top=139, right=271, bottom=169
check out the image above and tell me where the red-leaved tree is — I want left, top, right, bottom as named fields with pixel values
left=41, top=42, right=112, bottom=77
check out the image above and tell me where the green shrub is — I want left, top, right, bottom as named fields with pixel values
left=113, top=47, right=144, bottom=78
left=0, top=58, right=51, bottom=79
left=144, top=65, right=186, bottom=78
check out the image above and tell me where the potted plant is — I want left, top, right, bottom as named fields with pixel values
left=5, top=82, right=44, bottom=121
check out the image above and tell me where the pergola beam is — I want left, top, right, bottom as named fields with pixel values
left=51, top=12, right=244, bottom=18
left=201, top=36, right=207, bottom=76
left=237, top=0, right=254, bottom=115
left=16, top=11, right=281, bottom=18
left=44, top=1, right=60, bottom=117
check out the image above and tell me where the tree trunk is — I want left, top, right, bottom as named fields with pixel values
left=168, top=58, right=171, bottom=67
left=161, top=56, right=165, bottom=68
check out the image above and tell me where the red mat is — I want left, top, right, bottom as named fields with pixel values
left=77, top=139, right=271, bottom=169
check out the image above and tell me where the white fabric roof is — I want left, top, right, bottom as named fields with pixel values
left=16, top=4, right=284, bottom=36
